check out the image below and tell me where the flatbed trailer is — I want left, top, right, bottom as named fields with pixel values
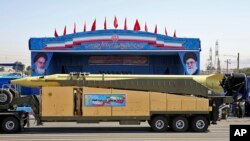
left=0, top=73, right=235, bottom=133
left=1, top=88, right=215, bottom=133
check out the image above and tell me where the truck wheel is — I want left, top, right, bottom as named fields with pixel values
left=191, top=116, right=208, bottom=132
left=0, top=89, right=13, bottom=105
left=1, top=117, right=20, bottom=133
left=171, top=116, right=188, bottom=132
left=150, top=116, right=168, bottom=132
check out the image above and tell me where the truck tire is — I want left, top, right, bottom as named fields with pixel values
left=1, top=117, right=20, bottom=133
left=150, top=116, right=168, bottom=132
left=171, top=116, right=188, bottom=132
left=0, top=89, right=13, bottom=105
left=191, top=116, right=208, bottom=132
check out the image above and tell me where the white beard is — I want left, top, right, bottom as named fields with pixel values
left=36, top=68, right=45, bottom=74
left=187, top=67, right=197, bottom=75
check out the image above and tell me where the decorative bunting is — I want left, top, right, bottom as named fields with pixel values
left=145, top=22, right=148, bottom=32
left=91, top=19, right=96, bottom=31
left=73, top=23, right=76, bottom=33
left=63, top=25, right=66, bottom=35
left=173, top=30, right=176, bottom=37
left=84, top=21, right=86, bottom=32
left=104, top=17, right=107, bottom=30
left=54, top=29, right=58, bottom=37
left=124, top=18, right=127, bottom=30
left=114, top=16, right=118, bottom=29
left=134, top=19, right=140, bottom=31
left=53, top=18, right=179, bottom=37
left=165, top=27, right=168, bottom=36
left=154, top=24, right=157, bottom=34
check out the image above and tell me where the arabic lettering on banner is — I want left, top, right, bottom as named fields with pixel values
left=84, top=94, right=126, bottom=107
left=85, top=42, right=145, bottom=50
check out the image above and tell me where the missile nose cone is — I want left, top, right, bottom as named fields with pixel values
left=10, top=75, right=63, bottom=87
left=11, top=78, right=22, bottom=84
left=11, top=78, right=29, bottom=87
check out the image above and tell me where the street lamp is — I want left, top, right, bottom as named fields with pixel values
left=224, top=59, right=231, bottom=73
left=223, top=53, right=240, bottom=73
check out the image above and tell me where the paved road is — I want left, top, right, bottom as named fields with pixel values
left=1, top=117, right=250, bottom=141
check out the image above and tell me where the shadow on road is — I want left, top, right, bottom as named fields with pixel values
left=21, top=127, right=208, bottom=134
left=22, top=127, right=151, bottom=134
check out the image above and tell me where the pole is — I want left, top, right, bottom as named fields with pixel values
left=237, top=53, right=240, bottom=72
left=226, top=59, right=228, bottom=73
left=225, top=59, right=231, bottom=73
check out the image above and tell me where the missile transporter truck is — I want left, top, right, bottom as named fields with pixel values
left=0, top=72, right=236, bottom=133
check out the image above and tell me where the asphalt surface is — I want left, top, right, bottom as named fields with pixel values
left=1, top=117, right=250, bottom=141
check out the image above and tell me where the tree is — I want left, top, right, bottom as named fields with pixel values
left=12, top=61, right=25, bottom=72
left=24, top=66, right=31, bottom=75
left=239, top=68, right=250, bottom=75
left=0, top=67, right=4, bottom=72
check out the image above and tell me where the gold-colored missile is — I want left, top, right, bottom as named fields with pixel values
left=11, top=73, right=224, bottom=95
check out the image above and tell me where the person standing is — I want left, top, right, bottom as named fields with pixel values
left=239, top=99, right=245, bottom=117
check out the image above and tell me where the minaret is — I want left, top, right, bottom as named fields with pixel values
left=214, top=40, right=221, bottom=73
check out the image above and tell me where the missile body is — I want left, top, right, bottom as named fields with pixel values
left=11, top=73, right=224, bottom=97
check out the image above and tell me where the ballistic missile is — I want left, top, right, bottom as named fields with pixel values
left=11, top=73, right=224, bottom=97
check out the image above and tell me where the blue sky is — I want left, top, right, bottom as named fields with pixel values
left=0, top=0, right=250, bottom=70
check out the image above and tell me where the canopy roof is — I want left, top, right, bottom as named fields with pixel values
left=29, top=30, right=200, bottom=53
